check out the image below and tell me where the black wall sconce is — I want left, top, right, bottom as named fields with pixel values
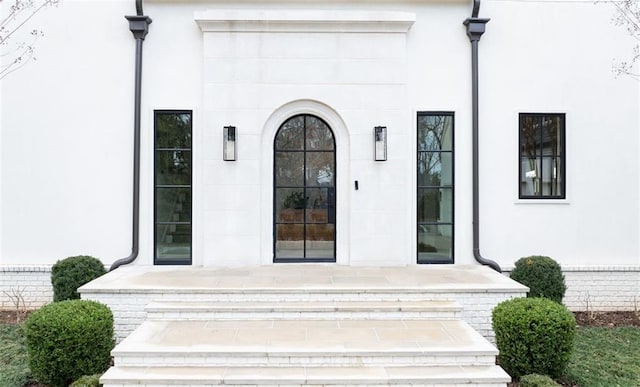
left=223, top=126, right=236, bottom=161
left=374, top=126, right=387, bottom=161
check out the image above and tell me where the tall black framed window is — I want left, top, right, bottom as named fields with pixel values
left=273, top=114, right=336, bottom=262
left=417, top=112, right=454, bottom=264
left=519, top=113, right=565, bottom=199
left=154, top=110, right=192, bottom=265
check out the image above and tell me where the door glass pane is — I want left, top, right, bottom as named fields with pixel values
left=276, top=188, right=305, bottom=223
left=305, top=188, right=329, bottom=223
left=275, top=116, right=304, bottom=150
left=306, top=116, right=334, bottom=151
left=306, top=224, right=335, bottom=258
left=306, top=152, right=334, bottom=186
left=156, top=150, right=191, bottom=185
left=275, top=224, right=304, bottom=259
left=275, top=152, right=304, bottom=186
left=417, top=224, right=452, bottom=264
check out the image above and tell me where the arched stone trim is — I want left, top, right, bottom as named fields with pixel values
left=260, top=100, right=351, bottom=265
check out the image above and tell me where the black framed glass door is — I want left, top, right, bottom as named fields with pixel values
left=274, top=114, right=336, bottom=262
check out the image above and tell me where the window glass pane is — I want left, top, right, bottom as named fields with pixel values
left=155, top=113, right=191, bottom=149
left=418, top=188, right=452, bottom=223
left=417, top=188, right=436, bottom=223
left=306, top=224, right=334, bottom=258
left=156, top=224, right=191, bottom=261
left=275, top=224, right=304, bottom=259
left=541, top=157, right=563, bottom=197
left=418, top=152, right=452, bottom=187
left=417, top=224, right=452, bottom=264
left=156, top=187, right=192, bottom=223
left=520, top=115, right=541, bottom=157
left=418, top=115, right=452, bottom=151
left=542, top=116, right=562, bottom=157
left=306, top=152, right=334, bottom=187
left=275, top=152, right=304, bottom=186
left=275, top=116, right=304, bottom=150
left=306, top=116, right=334, bottom=151
left=520, top=157, right=541, bottom=196
left=156, top=150, right=191, bottom=185
left=276, top=188, right=305, bottom=223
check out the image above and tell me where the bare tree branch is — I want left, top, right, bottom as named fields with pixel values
left=610, top=0, right=640, bottom=79
left=0, top=0, right=59, bottom=79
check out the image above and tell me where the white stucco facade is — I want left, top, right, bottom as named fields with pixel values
left=1, top=0, right=638, bottom=280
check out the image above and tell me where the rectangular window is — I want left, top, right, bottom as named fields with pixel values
left=417, top=112, right=454, bottom=264
left=519, top=113, right=565, bottom=199
left=154, top=110, right=192, bottom=265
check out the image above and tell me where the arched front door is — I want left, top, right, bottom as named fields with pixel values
left=274, top=114, right=336, bottom=262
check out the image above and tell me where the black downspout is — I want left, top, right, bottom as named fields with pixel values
left=110, top=1, right=152, bottom=271
left=464, top=1, right=501, bottom=272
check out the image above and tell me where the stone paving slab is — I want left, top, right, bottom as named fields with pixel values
left=113, top=319, right=496, bottom=356
left=101, top=365, right=510, bottom=385
left=80, top=265, right=526, bottom=293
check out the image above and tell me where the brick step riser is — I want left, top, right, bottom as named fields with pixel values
left=113, top=354, right=498, bottom=367
left=102, top=383, right=508, bottom=387
left=146, top=311, right=461, bottom=320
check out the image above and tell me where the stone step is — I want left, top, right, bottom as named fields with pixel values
left=145, top=299, right=462, bottom=320
left=111, top=319, right=498, bottom=368
left=101, top=365, right=510, bottom=386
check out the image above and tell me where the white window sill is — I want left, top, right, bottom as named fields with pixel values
left=514, top=199, right=570, bottom=205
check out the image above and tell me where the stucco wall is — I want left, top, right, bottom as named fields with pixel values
left=0, top=0, right=638, bottom=269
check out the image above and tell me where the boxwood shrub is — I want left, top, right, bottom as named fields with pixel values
left=492, top=297, right=575, bottom=378
left=70, top=374, right=102, bottom=387
left=51, top=255, right=106, bottom=301
left=510, top=255, right=566, bottom=303
left=23, top=300, right=113, bottom=387
left=520, top=374, right=561, bottom=387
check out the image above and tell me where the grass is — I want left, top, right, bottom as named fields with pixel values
left=1, top=323, right=639, bottom=387
left=0, top=324, right=31, bottom=387
left=564, top=326, right=640, bottom=387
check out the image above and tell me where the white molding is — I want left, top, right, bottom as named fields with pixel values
left=195, top=10, right=415, bottom=33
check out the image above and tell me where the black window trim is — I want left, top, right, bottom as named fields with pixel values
left=416, top=111, right=455, bottom=265
left=518, top=112, right=566, bottom=200
left=153, top=109, right=193, bottom=265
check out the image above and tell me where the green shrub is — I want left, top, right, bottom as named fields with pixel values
left=520, top=374, right=561, bottom=387
left=23, top=300, right=113, bottom=387
left=51, top=255, right=106, bottom=301
left=70, top=374, right=103, bottom=387
left=510, top=255, right=566, bottom=303
left=0, top=325, right=31, bottom=387
left=492, top=297, right=575, bottom=378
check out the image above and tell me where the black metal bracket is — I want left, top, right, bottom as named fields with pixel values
left=126, top=15, right=152, bottom=40
left=463, top=18, right=490, bottom=42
